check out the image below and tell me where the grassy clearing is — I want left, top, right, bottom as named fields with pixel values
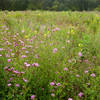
left=0, top=11, right=100, bottom=100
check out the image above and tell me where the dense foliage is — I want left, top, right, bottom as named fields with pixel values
left=0, top=0, right=100, bottom=11
left=0, top=11, right=100, bottom=100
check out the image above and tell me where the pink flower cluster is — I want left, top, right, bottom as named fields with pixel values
left=50, top=82, right=61, bottom=86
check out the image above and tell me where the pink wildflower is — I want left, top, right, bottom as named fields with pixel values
left=6, top=28, right=9, bottom=30
left=23, top=78, right=28, bottom=82
left=32, top=63, right=39, bottom=67
left=51, top=93, right=55, bottom=97
left=8, top=83, right=11, bottom=87
left=11, top=53, right=15, bottom=56
left=6, top=54, right=10, bottom=58
left=31, top=95, right=35, bottom=100
left=68, top=59, right=71, bottom=63
left=66, top=40, right=70, bottom=43
left=42, top=88, right=44, bottom=91
left=8, top=59, right=11, bottom=63
left=26, top=64, right=30, bottom=67
left=78, top=92, right=83, bottom=97
left=24, top=62, right=27, bottom=65
left=9, top=49, right=12, bottom=52
left=2, top=25, right=6, bottom=28
left=25, top=51, right=29, bottom=53
left=4, top=66, right=8, bottom=70
left=84, top=70, right=88, bottom=74
left=13, top=70, right=20, bottom=74
left=35, top=54, right=39, bottom=59
left=90, top=73, right=96, bottom=77
left=68, top=98, right=73, bottom=100
left=21, top=72, right=25, bottom=74
left=86, top=83, right=90, bottom=85
left=10, top=68, right=14, bottom=70
left=52, top=28, right=60, bottom=32
left=22, top=47, right=26, bottom=50
left=29, top=39, right=33, bottom=42
left=16, top=84, right=20, bottom=87
left=21, top=55, right=27, bottom=58
left=22, top=30, right=25, bottom=33
left=93, top=56, right=96, bottom=59
left=78, top=52, right=82, bottom=57
left=84, top=59, right=88, bottom=63
left=76, top=74, right=80, bottom=77
left=53, top=48, right=57, bottom=53
left=64, top=68, right=68, bottom=71
left=0, top=54, right=2, bottom=57
left=50, top=82, right=55, bottom=86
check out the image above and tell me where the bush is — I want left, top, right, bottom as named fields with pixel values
left=94, top=5, right=100, bottom=11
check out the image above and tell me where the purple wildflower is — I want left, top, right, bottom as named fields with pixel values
left=0, top=48, right=3, bottom=51
left=8, top=78, right=13, bottom=82
left=56, top=83, right=61, bottom=86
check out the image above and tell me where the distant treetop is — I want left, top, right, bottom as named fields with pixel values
left=0, top=0, right=100, bottom=11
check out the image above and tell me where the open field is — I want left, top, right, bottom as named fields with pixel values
left=0, top=11, right=100, bottom=100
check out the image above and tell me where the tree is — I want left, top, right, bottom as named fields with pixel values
left=0, top=0, right=100, bottom=11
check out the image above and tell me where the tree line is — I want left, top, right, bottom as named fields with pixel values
left=0, top=0, right=100, bottom=11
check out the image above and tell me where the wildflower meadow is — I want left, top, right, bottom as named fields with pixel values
left=0, top=11, right=100, bottom=100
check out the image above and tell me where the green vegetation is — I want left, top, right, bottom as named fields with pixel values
left=0, top=0, right=100, bottom=11
left=95, top=5, right=100, bottom=11
left=0, top=11, right=100, bottom=100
